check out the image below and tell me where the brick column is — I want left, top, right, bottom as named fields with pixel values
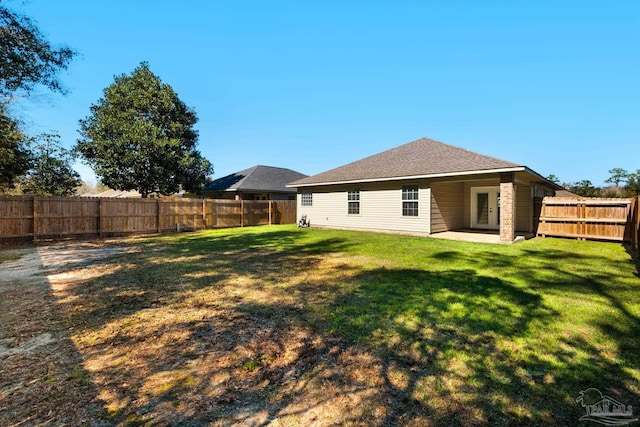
left=500, top=173, right=515, bottom=242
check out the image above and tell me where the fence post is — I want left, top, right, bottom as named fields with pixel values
left=241, top=200, right=244, bottom=227
left=98, top=199, right=103, bottom=238
left=636, top=197, right=640, bottom=256
left=578, top=200, right=583, bottom=240
left=32, top=196, right=38, bottom=242
left=201, top=198, right=206, bottom=230
left=540, top=197, right=547, bottom=239
left=631, top=197, right=637, bottom=253
left=157, top=199, right=162, bottom=234
left=269, top=200, right=272, bottom=225
left=212, top=200, right=217, bottom=228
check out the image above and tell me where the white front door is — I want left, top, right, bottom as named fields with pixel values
left=471, top=187, right=500, bottom=229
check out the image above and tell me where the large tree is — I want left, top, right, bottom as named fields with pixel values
left=0, top=105, right=31, bottom=191
left=76, top=62, right=212, bottom=197
left=605, top=168, right=628, bottom=188
left=545, top=174, right=561, bottom=186
left=0, top=3, right=75, bottom=99
left=0, top=1, right=76, bottom=193
left=20, top=133, right=80, bottom=196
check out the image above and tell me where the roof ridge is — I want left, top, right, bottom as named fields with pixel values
left=289, top=137, right=523, bottom=187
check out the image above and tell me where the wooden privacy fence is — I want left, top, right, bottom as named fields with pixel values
left=630, top=196, right=640, bottom=256
left=0, top=196, right=297, bottom=241
left=537, top=197, right=633, bottom=242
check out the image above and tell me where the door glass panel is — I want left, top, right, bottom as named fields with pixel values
left=477, top=193, right=489, bottom=224
left=496, top=192, right=500, bottom=224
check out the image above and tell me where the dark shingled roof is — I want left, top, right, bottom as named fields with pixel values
left=290, top=137, right=522, bottom=186
left=205, top=165, right=308, bottom=193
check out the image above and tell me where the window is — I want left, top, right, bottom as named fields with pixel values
left=348, top=189, right=360, bottom=214
left=301, top=193, right=313, bottom=206
left=402, top=185, right=419, bottom=216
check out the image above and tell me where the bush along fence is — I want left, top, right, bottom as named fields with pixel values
left=536, top=197, right=634, bottom=243
left=0, top=196, right=297, bottom=242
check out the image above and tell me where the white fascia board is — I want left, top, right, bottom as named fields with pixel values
left=287, top=167, right=527, bottom=188
left=523, top=167, right=564, bottom=189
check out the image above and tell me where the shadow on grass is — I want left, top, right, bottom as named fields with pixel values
left=59, top=229, right=353, bottom=330
left=39, top=229, right=640, bottom=425
left=0, top=246, right=107, bottom=425
left=624, top=244, right=640, bottom=278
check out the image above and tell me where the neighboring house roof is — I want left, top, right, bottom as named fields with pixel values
left=289, top=137, right=552, bottom=187
left=83, top=189, right=184, bottom=198
left=205, top=165, right=308, bottom=193
left=83, top=189, right=143, bottom=198
left=554, top=189, right=579, bottom=197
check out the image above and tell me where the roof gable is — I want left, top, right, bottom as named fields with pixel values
left=205, top=165, right=308, bottom=193
left=290, top=138, right=521, bottom=186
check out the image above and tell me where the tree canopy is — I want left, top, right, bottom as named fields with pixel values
left=0, top=3, right=76, bottom=98
left=76, top=62, right=212, bottom=197
left=545, top=174, right=560, bottom=185
left=624, top=170, right=640, bottom=196
left=604, top=168, right=628, bottom=188
left=0, top=105, right=31, bottom=190
left=0, top=2, right=78, bottom=195
left=568, top=180, right=600, bottom=197
left=20, top=133, right=80, bottom=196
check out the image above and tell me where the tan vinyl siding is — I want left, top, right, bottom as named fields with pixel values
left=431, top=181, right=465, bottom=233
left=297, top=182, right=431, bottom=234
left=515, top=184, right=532, bottom=232
left=297, top=175, right=532, bottom=235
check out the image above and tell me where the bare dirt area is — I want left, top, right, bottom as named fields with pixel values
left=0, top=240, right=138, bottom=426
left=0, top=238, right=413, bottom=426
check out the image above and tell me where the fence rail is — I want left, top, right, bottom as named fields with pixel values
left=536, top=197, right=632, bottom=242
left=0, top=196, right=297, bottom=242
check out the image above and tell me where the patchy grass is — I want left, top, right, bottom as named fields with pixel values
left=1, top=226, right=639, bottom=426
left=0, top=250, right=22, bottom=263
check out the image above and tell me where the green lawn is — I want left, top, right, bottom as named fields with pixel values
left=3, top=225, right=639, bottom=425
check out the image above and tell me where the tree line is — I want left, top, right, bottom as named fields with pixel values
left=1, top=2, right=212, bottom=198
left=547, top=168, right=640, bottom=198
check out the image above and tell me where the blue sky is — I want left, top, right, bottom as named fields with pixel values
left=13, top=0, right=640, bottom=186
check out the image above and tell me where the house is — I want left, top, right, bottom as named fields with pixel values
left=82, top=189, right=184, bottom=198
left=203, top=165, right=308, bottom=201
left=288, top=138, right=559, bottom=242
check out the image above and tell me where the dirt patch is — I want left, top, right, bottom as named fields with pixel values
left=0, top=247, right=43, bottom=286
left=0, top=241, right=136, bottom=287
left=0, top=333, right=54, bottom=356
left=0, top=240, right=135, bottom=426
left=0, top=235, right=442, bottom=425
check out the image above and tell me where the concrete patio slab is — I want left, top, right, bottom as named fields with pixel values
left=429, top=229, right=532, bottom=244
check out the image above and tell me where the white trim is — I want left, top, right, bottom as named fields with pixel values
left=287, top=167, right=527, bottom=188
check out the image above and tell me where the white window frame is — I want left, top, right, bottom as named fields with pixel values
left=402, top=185, right=419, bottom=216
left=348, top=188, right=360, bottom=215
left=301, top=192, right=313, bottom=206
